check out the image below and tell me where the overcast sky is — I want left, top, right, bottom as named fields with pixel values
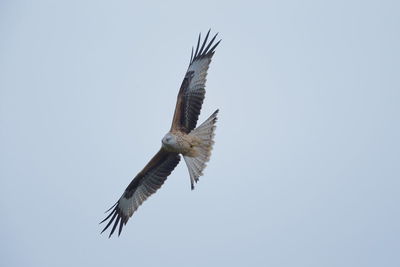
left=1, top=0, right=399, bottom=266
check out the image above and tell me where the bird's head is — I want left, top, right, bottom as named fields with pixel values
left=162, top=133, right=178, bottom=150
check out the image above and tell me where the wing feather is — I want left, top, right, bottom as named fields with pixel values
left=171, top=31, right=221, bottom=133
left=198, top=29, right=210, bottom=56
left=100, top=149, right=180, bottom=237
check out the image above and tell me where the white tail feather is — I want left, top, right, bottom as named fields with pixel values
left=184, top=109, right=218, bottom=190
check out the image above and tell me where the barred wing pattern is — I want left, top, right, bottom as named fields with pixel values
left=171, top=30, right=221, bottom=133
left=100, top=150, right=180, bottom=237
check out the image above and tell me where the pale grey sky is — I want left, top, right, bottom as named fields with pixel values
left=1, top=0, right=399, bottom=266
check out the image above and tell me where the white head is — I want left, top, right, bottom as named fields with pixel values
left=162, top=133, right=178, bottom=151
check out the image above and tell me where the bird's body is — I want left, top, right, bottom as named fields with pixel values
left=162, top=131, right=196, bottom=155
left=101, top=30, right=221, bottom=237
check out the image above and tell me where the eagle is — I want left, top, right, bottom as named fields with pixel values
left=100, top=30, right=221, bottom=237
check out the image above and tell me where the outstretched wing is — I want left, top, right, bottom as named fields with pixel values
left=100, top=149, right=181, bottom=237
left=171, top=30, right=221, bottom=133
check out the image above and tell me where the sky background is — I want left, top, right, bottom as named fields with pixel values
left=1, top=0, right=399, bottom=266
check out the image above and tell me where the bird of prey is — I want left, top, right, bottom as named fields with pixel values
left=100, top=30, right=221, bottom=237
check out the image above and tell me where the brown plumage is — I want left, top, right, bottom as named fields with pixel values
left=101, top=30, right=221, bottom=237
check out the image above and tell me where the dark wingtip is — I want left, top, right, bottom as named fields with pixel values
left=108, top=215, right=121, bottom=238
left=190, top=46, right=194, bottom=64
left=190, top=30, right=221, bottom=64
left=100, top=208, right=115, bottom=225
left=100, top=202, right=124, bottom=238
left=194, top=32, right=201, bottom=59
left=198, top=29, right=211, bottom=56
left=118, top=219, right=124, bottom=236
left=209, top=39, right=221, bottom=54
left=104, top=202, right=118, bottom=213
left=101, top=202, right=128, bottom=238
left=100, top=210, right=117, bottom=233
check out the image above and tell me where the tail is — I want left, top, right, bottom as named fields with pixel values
left=184, top=109, right=219, bottom=190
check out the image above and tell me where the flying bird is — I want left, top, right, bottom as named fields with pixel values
left=100, top=30, right=221, bottom=237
